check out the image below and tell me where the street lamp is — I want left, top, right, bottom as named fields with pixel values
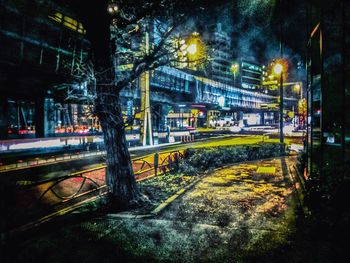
left=273, top=62, right=284, bottom=143
left=273, top=63, right=283, bottom=75
left=107, top=3, right=119, bottom=14
left=293, top=83, right=303, bottom=99
left=218, top=96, right=225, bottom=108
left=178, top=104, right=186, bottom=129
left=231, top=63, right=239, bottom=85
left=187, top=43, right=197, bottom=55
left=181, top=32, right=206, bottom=70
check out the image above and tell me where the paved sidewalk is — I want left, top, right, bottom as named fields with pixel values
left=6, top=156, right=300, bottom=263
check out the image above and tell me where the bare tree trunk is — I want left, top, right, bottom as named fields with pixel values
left=97, top=87, right=140, bottom=209
left=69, top=0, right=144, bottom=209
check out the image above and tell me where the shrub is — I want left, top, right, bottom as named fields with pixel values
left=176, top=143, right=285, bottom=175
left=296, top=151, right=307, bottom=175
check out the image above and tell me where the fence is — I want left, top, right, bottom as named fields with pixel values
left=7, top=149, right=186, bottom=231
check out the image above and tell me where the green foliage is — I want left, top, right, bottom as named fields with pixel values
left=176, top=143, right=285, bottom=175
left=296, top=151, right=307, bottom=175
left=304, top=165, right=350, bottom=219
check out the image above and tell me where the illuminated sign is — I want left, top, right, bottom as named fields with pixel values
left=241, top=62, right=262, bottom=72
left=116, top=64, right=133, bottom=71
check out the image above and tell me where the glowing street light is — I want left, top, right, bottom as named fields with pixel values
left=187, top=44, right=197, bottom=55
left=231, top=63, right=239, bottom=85
left=293, top=83, right=303, bottom=99
left=272, top=61, right=285, bottom=143
left=273, top=63, right=283, bottom=76
left=230, top=63, right=239, bottom=73
left=218, top=96, right=225, bottom=107
left=180, top=32, right=206, bottom=70
left=108, top=3, right=118, bottom=14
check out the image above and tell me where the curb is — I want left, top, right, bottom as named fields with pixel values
left=288, top=164, right=309, bottom=216
left=150, top=176, right=203, bottom=215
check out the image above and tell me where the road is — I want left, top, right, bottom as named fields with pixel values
left=1, top=134, right=298, bottom=185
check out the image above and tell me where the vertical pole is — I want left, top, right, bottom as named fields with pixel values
left=0, top=97, right=8, bottom=140
left=140, top=30, right=153, bottom=146
left=17, top=100, right=20, bottom=133
left=154, top=152, right=158, bottom=177
left=278, top=0, right=284, bottom=144
left=279, top=73, right=284, bottom=143
left=341, top=0, right=346, bottom=167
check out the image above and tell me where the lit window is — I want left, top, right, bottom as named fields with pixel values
left=64, top=16, right=78, bottom=30
left=48, top=12, right=63, bottom=23
left=49, top=12, right=86, bottom=34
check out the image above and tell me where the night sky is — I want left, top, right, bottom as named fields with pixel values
left=187, top=0, right=307, bottom=80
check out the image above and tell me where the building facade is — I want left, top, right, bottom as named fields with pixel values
left=240, top=60, right=263, bottom=90
left=204, top=23, right=233, bottom=85
left=0, top=1, right=298, bottom=141
left=306, top=0, right=350, bottom=176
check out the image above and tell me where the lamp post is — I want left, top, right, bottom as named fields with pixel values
left=231, top=63, right=239, bottom=86
left=178, top=104, right=186, bottom=129
left=294, top=82, right=303, bottom=100
left=140, top=26, right=153, bottom=146
left=273, top=63, right=284, bottom=143
left=181, top=32, right=204, bottom=70
left=279, top=73, right=284, bottom=143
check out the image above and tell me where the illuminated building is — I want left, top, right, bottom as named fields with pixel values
left=0, top=0, right=93, bottom=139
left=203, top=23, right=233, bottom=85
left=0, top=1, right=299, bottom=141
left=240, top=60, right=263, bottom=90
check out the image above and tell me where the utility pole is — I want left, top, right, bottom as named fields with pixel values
left=279, top=0, right=284, bottom=144
left=279, top=72, right=284, bottom=143
left=140, top=30, right=153, bottom=146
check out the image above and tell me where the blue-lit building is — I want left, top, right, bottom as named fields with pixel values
left=240, top=60, right=263, bottom=90
left=0, top=0, right=299, bottom=141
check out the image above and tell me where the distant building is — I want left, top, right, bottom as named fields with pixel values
left=0, top=0, right=93, bottom=139
left=204, top=23, right=233, bottom=85
left=240, top=60, right=263, bottom=90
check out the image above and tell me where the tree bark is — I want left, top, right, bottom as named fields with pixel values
left=97, top=88, right=140, bottom=209
left=69, top=0, right=142, bottom=209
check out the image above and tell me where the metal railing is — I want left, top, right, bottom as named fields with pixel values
left=8, top=149, right=186, bottom=230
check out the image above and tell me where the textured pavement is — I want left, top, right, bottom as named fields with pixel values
left=8, top=156, right=299, bottom=263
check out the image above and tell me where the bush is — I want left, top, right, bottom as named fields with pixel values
left=296, top=151, right=307, bottom=175
left=304, top=165, right=350, bottom=218
left=176, top=143, right=285, bottom=175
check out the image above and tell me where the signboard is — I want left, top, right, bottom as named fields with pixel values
left=116, top=64, right=133, bottom=71
left=260, top=103, right=279, bottom=110
left=262, top=80, right=278, bottom=85
left=241, top=62, right=262, bottom=72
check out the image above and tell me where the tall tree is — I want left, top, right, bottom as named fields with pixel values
left=66, top=0, right=208, bottom=209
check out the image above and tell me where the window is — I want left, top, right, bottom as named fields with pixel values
left=49, top=12, right=86, bottom=34
left=48, top=12, right=63, bottom=23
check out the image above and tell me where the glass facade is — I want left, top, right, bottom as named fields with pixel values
left=306, top=0, right=350, bottom=176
